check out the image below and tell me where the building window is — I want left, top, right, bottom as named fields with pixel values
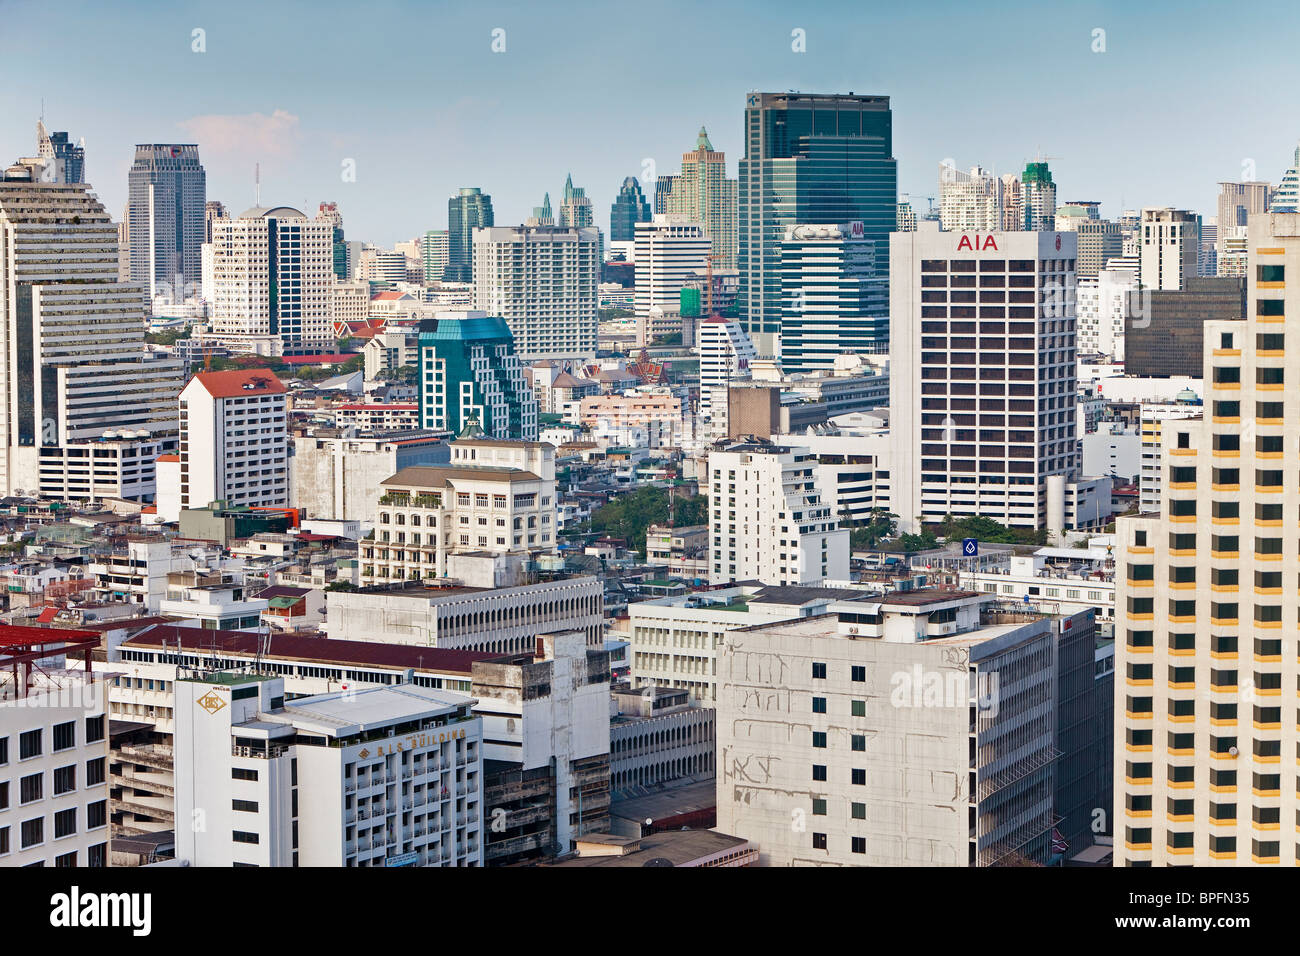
left=851, top=666, right=866, bottom=682
left=812, top=832, right=827, bottom=850
left=20, top=818, right=43, bottom=849
left=54, top=808, right=77, bottom=839
left=812, top=731, right=827, bottom=748
left=812, top=799, right=827, bottom=816
left=812, top=662, right=827, bottom=680
left=851, top=802, right=866, bottom=820
left=851, top=700, right=866, bottom=718
left=86, top=758, right=105, bottom=787
left=53, top=766, right=75, bottom=796
left=812, top=765, right=827, bottom=782
left=812, top=697, right=827, bottom=714
left=852, top=837, right=866, bottom=854
left=851, top=734, right=866, bottom=752
left=87, top=800, right=107, bottom=830
left=19, top=773, right=42, bottom=804
left=233, top=831, right=261, bottom=844
left=85, top=716, right=105, bottom=743
left=852, top=768, right=866, bottom=786
left=19, top=729, right=41, bottom=760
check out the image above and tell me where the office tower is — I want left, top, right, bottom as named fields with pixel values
left=1139, top=207, right=1200, bottom=291
left=707, top=439, right=849, bottom=586
left=779, top=222, right=888, bottom=371
left=715, top=592, right=1100, bottom=866
left=1076, top=267, right=1140, bottom=360
left=633, top=215, right=710, bottom=346
left=363, top=438, right=556, bottom=586
left=316, top=201, right=348, bottom=279
left=557, top=173, right=593, bottom=229
left=889, top=223, right=1110, bottom=535
left=172, top=670, right=484, bottom=867
left=1220, top=181, right=1274, bottom=230
left=1071, top=219, right=1125, bottom=280
left=1114, top=212, right=1300, bottom=867
left=1269, top=145, right=1300, bottom=213
left=1021, top=161, right=1056, bottom=230
left=663, top=127, right=738, bottom=269
left=0, top=631, right=109, bottom=867
left=127, top=144, right=206, bottom=302
left=1199, top=218, right=1218, bottom=276
left=357, top=246, right=408, bottom=284
left=208, top=205, right=336, bottom=354
left=423, top=229, right=450, bottom=282
left=1218, top=225, right=1249, bottom=276
left=415, top=310, right=538, bottom=439
left=447, top=187, right=494, bottom=282
left=472, top=225, right=599, bottom=362
left=1001, top=174, right=1024, bottom=231
left=738, top=92, right=897, bottom=355
left=654, top=175, right=679, bottom=215
left=610, top=176, right=651, bottom=242
left=36, top=120, right=85, bottom=183
left=1123, top=277, right=1246, bottom=376
left=1059, top=200, right=1101, bottom=221
left=176, top=369, right=288, bottom=512
left=697, top=316, right=757, bottom=432
left=938, top=164, right=1004, bottom=232
left=896, top=199, right=918, bottom=233
left=0, top=159, right=185, bottom=499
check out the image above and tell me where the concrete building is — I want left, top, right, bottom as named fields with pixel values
left=291, top=430, right=447, bottom=522
left=779, top=222, right=888, bottom=371
left=938, top=164, right=1005, bottom=232
left=1076, top=267, right=1139, bottom=361
left=628, top=583, right=866, bottom=704
left=168, top=369, right=289, bottom=519
left=707, top=440, right=849, bottom=586
left=0, top=160, right=185, bottom=499
left=0, top=627, right=109, bottom=867
left=447, top=187, right=493, bottom=283
left=1115, top=212, right=1300, bottom=866
left=1137, top=404, right=1204, bottom=514
left=208, top=206, right=336, bottom=354
left=960, top=543, right=1118, bottom=626
left=661, top=127, right=737, bottom=269
left=715, top=591, right=1105, bottom=866
left=633, top=216, right=710, bottom=347
left=471, top=631, right=611, bottom=862
left=1021, top=161, right=1056, bottom=230
left=610, top=686, right=715, bottom=793
left=1123, top=277, right=1246, bottom=377
left=889, top=223, right=1110, bottom=536
left=361, top=438, right=556, bottom=586
left=1139, top=207, right=1199, bottom=292
left=172, top=670, right=484, bottom=866
left=473, top=225, right=599, bottom=362
left=697, top=316, right=757, bottom=435
left=578, top=391, right=682, bottom=446
left=127, top=144, right=206, bottom=305
left=423, top=229, right=450, bottom=282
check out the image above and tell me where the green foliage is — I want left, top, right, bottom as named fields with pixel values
left=937, top=514, right=1046, bottom=546
left=651, top=333, right=682, bottom=346
left=599, top=308, right=633, bottom=321
left=583, top=488, right=708, bottom=556
left=843, top=508, right=898, bottom=550
left=325, top=580, right=358, bottom=592
left=145, top=329, right=183, bottom=346
left=382, top=365, right=418, bottom=385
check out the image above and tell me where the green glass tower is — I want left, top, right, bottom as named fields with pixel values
left=447, top=187, right=493, bottom=283
left=737, top=93, right=897, bottom=350
left=416, top=311, right=537, bottom=440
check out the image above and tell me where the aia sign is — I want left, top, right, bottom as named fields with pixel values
left=956, top=234, right=998, bottom=251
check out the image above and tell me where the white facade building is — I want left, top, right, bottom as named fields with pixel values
left=697, top=316, right=757, bottom=437
left=633, top=216, right=710, bottom=347
left=1138, top=207, right=1199, bottom=292
left=1076, top=267, right=1139, bottom=361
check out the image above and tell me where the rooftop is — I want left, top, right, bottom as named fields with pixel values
left=189, top=369, right=287, bottom=399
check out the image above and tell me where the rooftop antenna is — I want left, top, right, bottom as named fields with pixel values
left=255, top=163, right=261, bottom=207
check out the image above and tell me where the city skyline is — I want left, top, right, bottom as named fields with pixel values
left=2, top=0, right=1296, bottom=246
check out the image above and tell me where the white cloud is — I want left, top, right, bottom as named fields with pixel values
left=178, top=109, right=302, bottom=157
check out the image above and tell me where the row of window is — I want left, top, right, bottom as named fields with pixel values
left=0, top=800, right=107, bottom=854
left=0, top=717, right=104, bottom=765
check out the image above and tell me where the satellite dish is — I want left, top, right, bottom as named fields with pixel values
left=1228, top=746, right=1239, bottom=756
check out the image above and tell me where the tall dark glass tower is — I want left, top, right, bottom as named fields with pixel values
left=738, top=93, right=897, bottom=349
left=609, top=176, right=651, bottom=242
left=447, top=187, right=493, bottom=282
left=127, top=144, right=206, bottom=302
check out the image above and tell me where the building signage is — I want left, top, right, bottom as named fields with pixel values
left=371, top=727, right=466, bottom=757
left=384, top=852, right=419, bottom=867
left=849, top=220, right=864, bottom=238
left=957, top=234, right=998, bottom=251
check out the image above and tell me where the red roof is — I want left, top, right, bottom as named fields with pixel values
left=279, top=354, right=351, bottom=365
left=0, top=623, right=100, bottom=647
left=190, top=369, right=287, bottom=398
left=35, top=607, right=58, bottom=624
left=371, top=291, right=407, bottom=301
left=338, top=404, right=418, bottom=411
left=156, top=454, right=180, bottom=462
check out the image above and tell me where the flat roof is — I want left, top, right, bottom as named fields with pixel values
left=381, top=464, right=540, bottom=486
left=269, top=683, right=473, bottom=736
left=552, top=830, right=748, bottom=868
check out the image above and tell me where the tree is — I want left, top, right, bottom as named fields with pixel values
left=325, top=580, right=358, bottom=592
left=584, top=487, right=709, bottom=556
left=846, top=508, right=898, bottom=550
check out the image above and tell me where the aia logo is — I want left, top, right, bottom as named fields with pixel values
left=957, top=234, right=998, bottom=251
left=1055, top=234, right=1061, bottom=251
left=169, top=146, right=183, bottom=158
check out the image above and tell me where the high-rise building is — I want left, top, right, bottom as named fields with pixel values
left=663, top=127, right=738, bottom=269
left=208, top=205, right=335, bottom=354
left=1000, top=174, right=1024, bottom=231
left=1114, top=212, right=1300, bottom=867
left=1075, top=266, right=1140, bottom=360
left=896, top=199, right=918, bottom=233
left=175, top=369, right=289, bottom=514
left=697, top=316, right=757, bottom=433
left=633, top=215, right=710, bottom=347
left=557, top=174, right=593, bottom=229
left=609, top=176, right=651, bottom=242
left=1021, top=161, right=1056, bottom=230
left=779, top=222, right=888, bottom=371
left=654, top=175, right=678, bottom=216
left=127, top=144, right=206, bottom=303
left=938, top=164, right=1004, bottom=232
left=707, top=439, right=849, bottom=586
left=1123, top=278, right=1246, bottom=376
left=423, top=229, right=450, bottom=282
left=472, top=225, right=599, bottom=362
left=316, top=201, right=348, bottom=279
left=1071, top=219, right=1125, bottom=280
left=0, top=159, right=185, bottom=499
left=1269, top=144, right=1300, bottom=213
left=205, top=200, right=228, bottom=242
left=528, top=192, right=555, bottom=228
left=416, top=310, right=538, bottom=439
left=1217, top=225, right=1250, bottom=276
left=889, top=223, right=1110, bottom=535
left=36, top=120, right=85, bottom=183
left=738, top=92, right=897, bottom=355
left=1139, top=207, right=1199, bottom=291
left=1218, top=181, right=1272, bottom=269
left=447, top=187, right=494, bottom=282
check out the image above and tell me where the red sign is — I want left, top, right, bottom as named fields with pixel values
left=957, top=234, right=998, bottom=251
left=1055, top=234, right=1062, bottom=251
left=849, top=220, right=864, bottom=238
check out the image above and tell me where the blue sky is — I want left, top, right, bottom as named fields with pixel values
left=1, top=0, right=1295, bottom=246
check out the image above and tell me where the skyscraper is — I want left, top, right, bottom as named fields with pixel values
left=205, top=200, right=229, bottom=242
left=208, top=205, right=336, bottom=354
left=35, top=120, right=85, bottom=183
left=0, top=158, right=184, bottom=499
left=1139, top=207, right=1199, bottom=291
left=472, top=225, right=599, bottom=362
left=127, top=144, right=206, bottom=303
left=557, top=174, right=593, bottom=229
left=530, top=192, right=555, bottom=227
left=317, top=201, right=347, bottom=279
left=1218, top=181, right=1272, bottom=264
left=665, top=127, right=738, bottom=269
left=609, top=177, right=651, bottom=242
left=447, top=187, right=493, bottom=282
left=1021, top=161, right=1056, bottom=230
left=1269, top=144, right=1300, bottom=213
left=633, top=216, right=710, bottom=346
left=738, top=92, right=897, bottom=355
left=423, top=229, right=449, bottom=282
left=938, top=164, right=1005, bottom=232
